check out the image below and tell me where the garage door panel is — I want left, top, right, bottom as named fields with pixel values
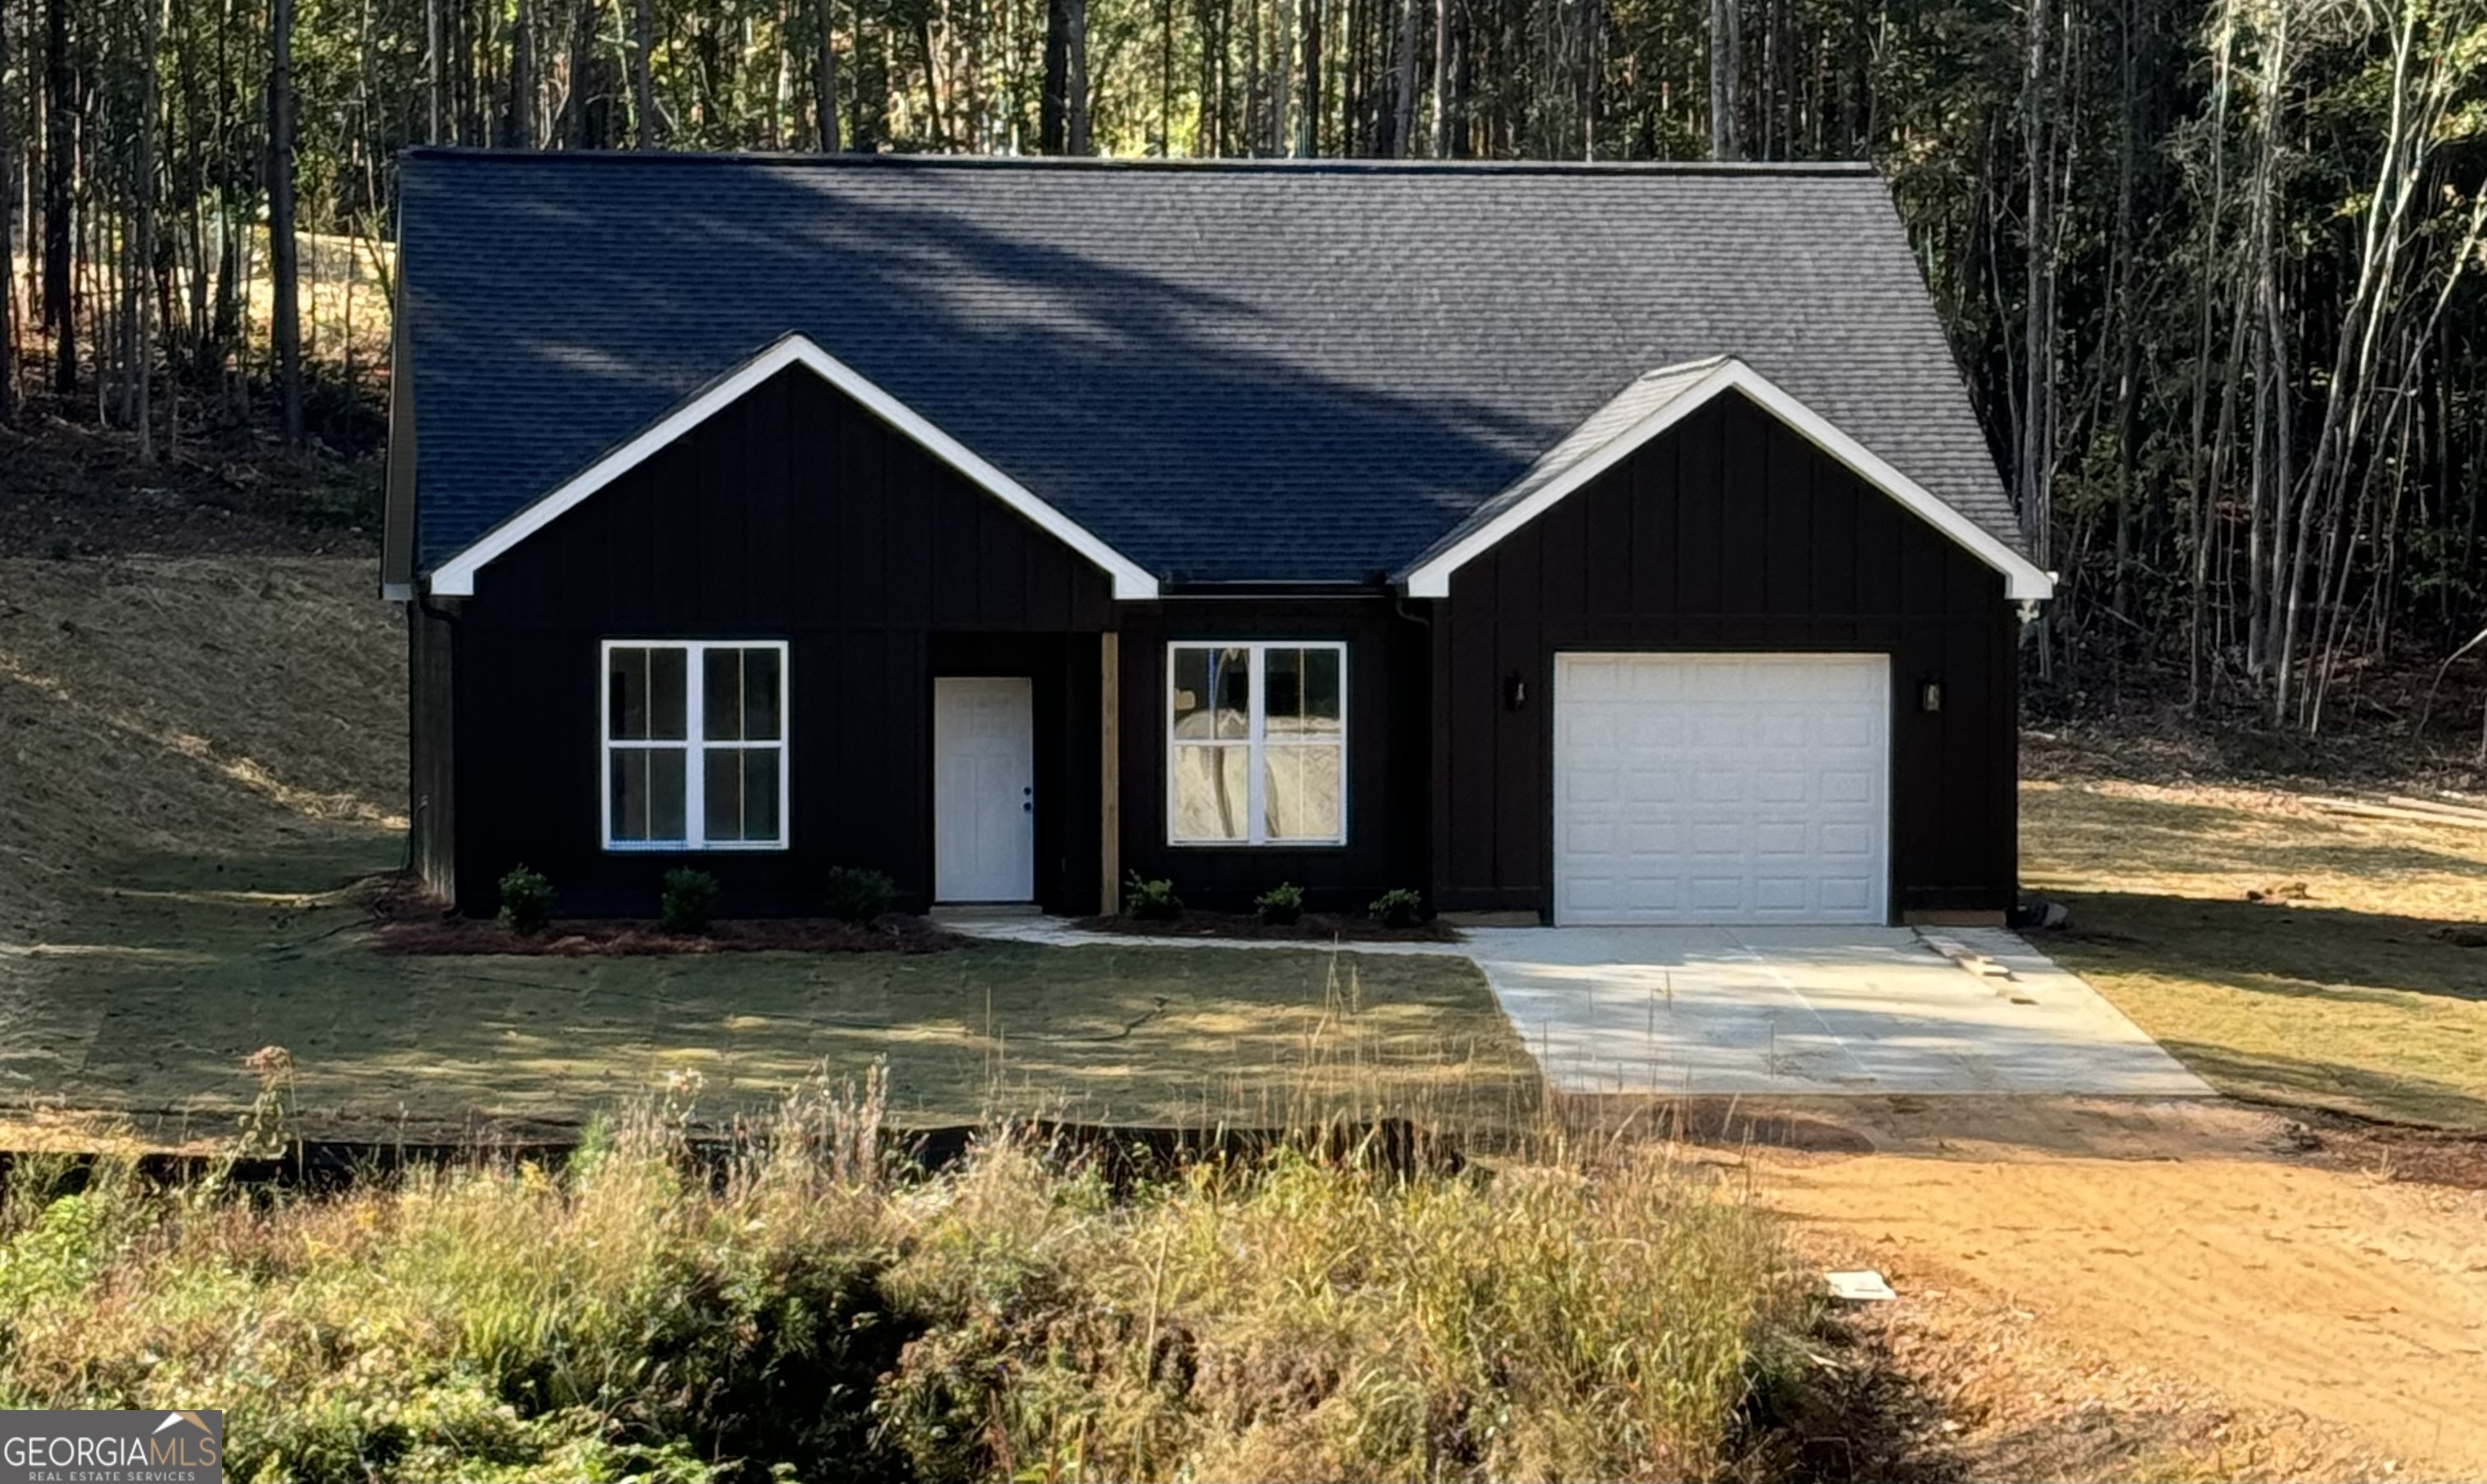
left=1753, top=770, right=1811, bottom=804
left=1753, top=821, right=1809, bottom=855
left=1819, top=877, right=1875, bottom=912
left=1554, top=653, right=1889, bottom=925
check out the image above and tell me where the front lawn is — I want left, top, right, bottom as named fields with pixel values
left=0, top=837, right=1538, bottom=1143
left=0, top=556, right=1535, bottom=1144
left=2022, top=774, right=2487, bottom=1129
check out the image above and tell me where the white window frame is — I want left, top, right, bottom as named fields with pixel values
left=1165, top=640, right=1348, bottom=848
left=600, top=638, right=791, bottom=852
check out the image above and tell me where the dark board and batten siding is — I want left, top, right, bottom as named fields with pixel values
left=1432, top=390, right=2020, bottom=919
left=423, top=366, right=1114, bottom=917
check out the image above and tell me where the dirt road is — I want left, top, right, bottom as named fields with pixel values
left=1702, top=1097, right=2487, bottom=1479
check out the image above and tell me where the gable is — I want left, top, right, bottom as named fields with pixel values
left=1398, top=358, right=2054, bottom=601
left=424, top=334, right=1159, bottom=599
left=463, top=364, right=1119, bottom=631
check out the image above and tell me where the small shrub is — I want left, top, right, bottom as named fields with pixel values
left=1123, top=872, right=1183, bottom=922
left=823, top=867, right=898, bottom=927
left=495, top=865, right=554, bottom=936
left=1253, top=881, right=1305, bottom=927
left=1368, top=887, right=1424, bottom=929
left=660, top=869, right=720, bottom=934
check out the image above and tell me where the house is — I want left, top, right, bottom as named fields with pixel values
left=384, top=149, right=2053, bottom=926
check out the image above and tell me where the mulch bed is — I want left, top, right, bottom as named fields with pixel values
left=373, top=913, right=962, bottom=956
left=366, top=879, right=961, bottom=955
left=1071, top=911, right=1462, bottom=944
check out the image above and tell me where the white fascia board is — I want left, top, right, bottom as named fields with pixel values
left=1399, top=358, right=2056, bottom=602
left=426, top=334, right=1160, bottom=599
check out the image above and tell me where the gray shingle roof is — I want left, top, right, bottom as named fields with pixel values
left=399, top=150, right=2018, bottom=585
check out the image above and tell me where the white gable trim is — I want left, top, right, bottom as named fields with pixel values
left=1397, top=358, right=2055, bottom=601
left=427, top=334, right=1161, bottom=599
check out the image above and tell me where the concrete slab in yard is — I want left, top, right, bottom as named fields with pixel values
left=1464, top=925, right=2213, bottom=1097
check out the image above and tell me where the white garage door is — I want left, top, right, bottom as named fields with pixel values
left=1553, top=654, right=1889, bottom=925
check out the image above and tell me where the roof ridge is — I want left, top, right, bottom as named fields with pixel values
left=400, top=146, right=1880, bottom=178
left=1635, top=354, right=1737, bottom=382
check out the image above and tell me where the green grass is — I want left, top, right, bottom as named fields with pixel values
left=2023, top=778, right=2487, bottom=1129
left=1, top=835, right=1537, bottom=1142
left=0, top=1090, right=1803, bottom=1483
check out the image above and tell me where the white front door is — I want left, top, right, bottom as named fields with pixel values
left=934, top=677, right=1035, bottom=903
left=1553, top=653, right=1890, bottom=925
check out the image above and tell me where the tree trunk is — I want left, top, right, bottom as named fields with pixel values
left=1156, top=0, right=1173, bottom=152
left=2110, top=0, right=2137, bottom=624
left=43, top=0, right=74, bottom=395
left=1299, top=0, right=1321, bottom=155
left=1389, top=0, right=1418, bottom=156
left=0, top=0, right=15, bottom=421
left=509, top=0, right=538, bottom=147
left=1707, top=0, right=1738, bottom=159
left=268, top=0, right=301, bottom=448
left=559, top=0, right=596, bottom=146
left=917, top=8, right=948, bottom=149
left=134, top=0, right=160, bottom=459
left=2017, top=0, right=2054, bottom=615
left=1429, top=0, right=1450, bottom=155
left=426, top=0, right=443, bottom=141
left=816, top=0, right=841, bottom=149
left=1040, top=0, right=1087, bottom=153
left=632, top=0, right=665, bottom=146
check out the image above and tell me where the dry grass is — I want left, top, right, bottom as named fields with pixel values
left=0, top=1077, right=1804, bottom=1483
left=2022, top=774, right=2487, bottom=1128
left=0, top=556, right=406, bottom=941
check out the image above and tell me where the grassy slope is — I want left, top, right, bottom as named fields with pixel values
left=0, top=555, right=1533, bottom=1142
left=2023, top=776, right=2487, bottom=1128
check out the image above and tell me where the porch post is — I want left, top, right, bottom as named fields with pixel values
left=1100, top=631, right=1121, bottom=914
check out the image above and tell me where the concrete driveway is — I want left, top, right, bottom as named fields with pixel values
left=1461, top=925, right=2212, bottom=1097
left=950, top=915, right=2211, bottom=1099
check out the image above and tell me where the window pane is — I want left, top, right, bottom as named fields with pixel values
left=744, top=749, right=781, bottom=840
left=609, top=648, right=647, bottom=740
left=1171, top=648, right=1209, bottom=739
left=702, top=747, right=780, bottom=843
left=1264, top=743, right=1343, bottom=841
left=703, top=649, right=744, bottom=742
left=612, top=748, right=646, bottom=838
left=1171, top=744, right=1249, bottom=841
left=610, top=649, right=686, bottom=741
left=1301, top=648, right=1342, bottom=736
left=1265, top=647, right=1302, bottom=732
left=1212, top=646, right=1251, bottom=739
left=611, top=747, right=687, bottom=842
left=647, top=649, right=687, bottom=741
left=742, top=649, right=782, bottom=742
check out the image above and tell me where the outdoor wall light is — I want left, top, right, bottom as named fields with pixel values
left=1919, top=677, right=1944, bottom=714
left=1505, top=671, right=1529, bottom=711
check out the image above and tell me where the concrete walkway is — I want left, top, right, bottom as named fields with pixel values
left=950, top=916, right=2213, bottom=1098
